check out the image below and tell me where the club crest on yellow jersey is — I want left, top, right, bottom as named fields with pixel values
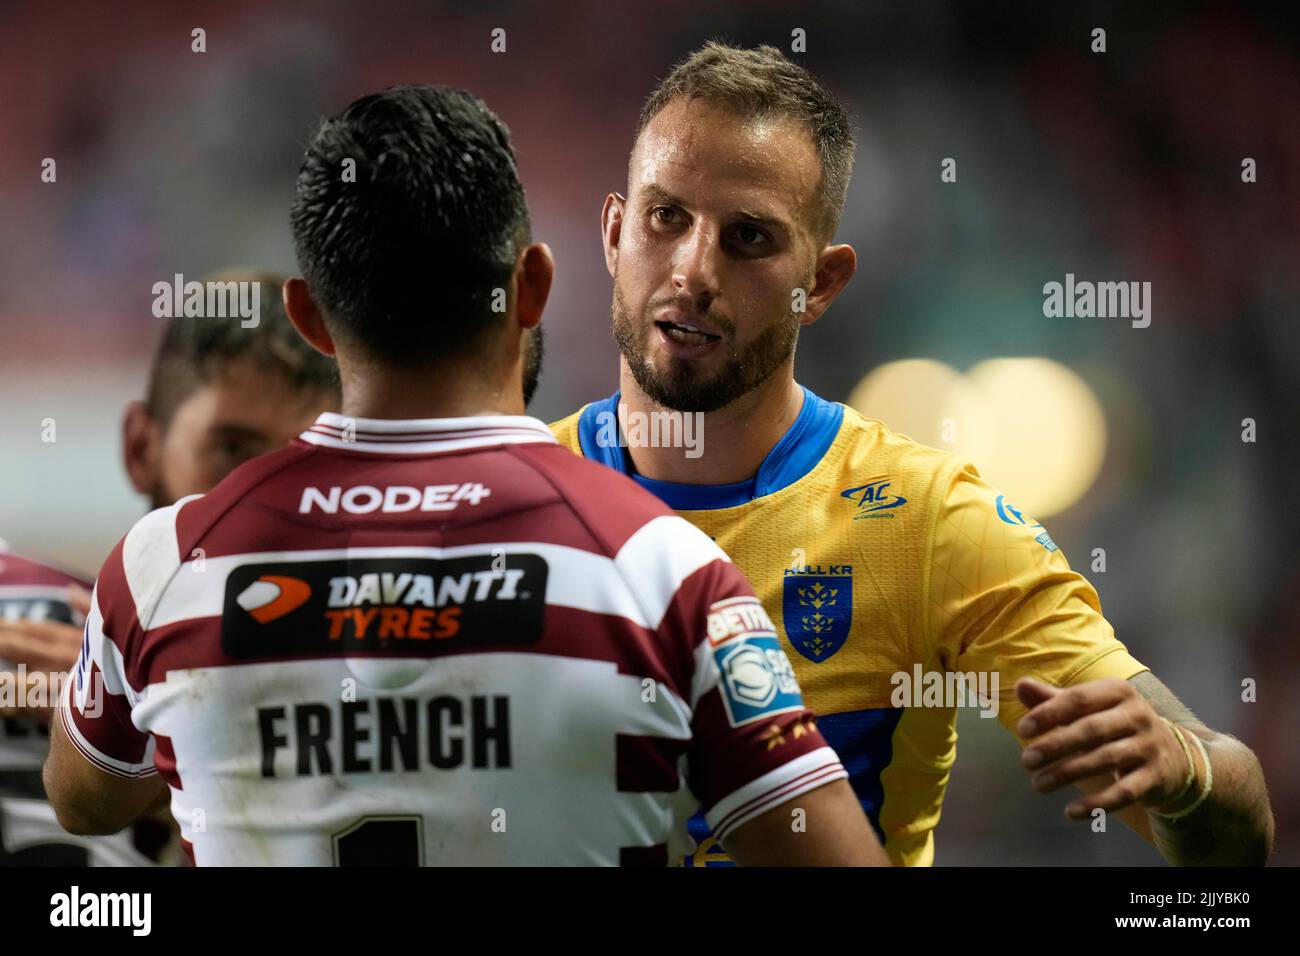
left=782, top=565, right=852, bottom=663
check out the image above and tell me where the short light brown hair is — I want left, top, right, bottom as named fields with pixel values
left=145, top=270, right=340, bottom=427
left=635, top=41, right=855, bottom=242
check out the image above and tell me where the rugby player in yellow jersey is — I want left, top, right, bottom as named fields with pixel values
left=551, top=42, right=1273, bottom=865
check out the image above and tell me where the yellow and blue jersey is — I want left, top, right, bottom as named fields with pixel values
left=551, top=386, right=1148, bottom=866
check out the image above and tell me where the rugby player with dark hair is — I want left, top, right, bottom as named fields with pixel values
left=45, top=85, right=885, bottom=866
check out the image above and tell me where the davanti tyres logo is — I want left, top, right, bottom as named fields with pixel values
left=236, top=575, right=312, bottom=623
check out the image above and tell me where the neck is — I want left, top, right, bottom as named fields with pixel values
left=618, top=360, right=804, bottom=485
left=339, top=356, right=524, bottom=421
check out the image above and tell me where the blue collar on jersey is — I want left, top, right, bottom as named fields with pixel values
left=575, top=385, right=844, bottom=510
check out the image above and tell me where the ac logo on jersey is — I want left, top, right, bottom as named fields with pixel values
left=840, top=478, right=907, bottom=519
left=782, top=566, right=853, bottom=662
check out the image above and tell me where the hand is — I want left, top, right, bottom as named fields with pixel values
left=0, top=585, right=91, bottom=722
left=0, top=585, right=89, bottom=673
left=1015, top=677, right=1194, bottom=820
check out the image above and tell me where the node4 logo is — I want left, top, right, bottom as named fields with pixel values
left=994, top=494, right=1058, bottom=553
left=841, top=478, right=907, bottom=519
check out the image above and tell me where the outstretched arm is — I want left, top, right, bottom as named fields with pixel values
left=1015, top=673, right=1273, bottom=866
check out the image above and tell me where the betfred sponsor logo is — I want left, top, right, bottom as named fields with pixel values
left=298, top=482, right=490, bottom=515
left=706, top=596, right=776, bottom=646
left=222, top=554, right=547, bottom=658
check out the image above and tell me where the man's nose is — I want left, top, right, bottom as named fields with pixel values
left=671, top=222, right=723, bottom=306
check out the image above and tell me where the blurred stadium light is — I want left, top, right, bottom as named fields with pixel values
left=848, top=357, right=1107, bottom=518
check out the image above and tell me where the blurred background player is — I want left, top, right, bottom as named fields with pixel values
left=550, top=42, right=1273, bottom=866
left=44, top=85, right=885, bottom=866
left=0, top=542, right=104, bottom=863
left=124, top=268, right=342, bottom=511
left=0, top=271, right=339, bottom=864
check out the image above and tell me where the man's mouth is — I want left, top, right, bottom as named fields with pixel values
left=655, top=320, right=722, bottom=347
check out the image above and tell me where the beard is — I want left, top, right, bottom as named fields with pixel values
left=149, top=481, right=172, bottom=511
left=521, top=324, right=544, bottom=407
left=611, top=280, right=801, bottom=414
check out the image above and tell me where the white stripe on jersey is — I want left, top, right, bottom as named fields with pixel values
left=121, top=495, right=201, bottom=628
left=78, top=585, right=142, bottom=704
left=300, top=413, right=557, bottom=455
left=613, top=515, right=730, bottom=629
left=300, top=432, right=557, bottom=455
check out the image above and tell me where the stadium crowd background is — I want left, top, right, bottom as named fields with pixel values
left=0, top=0, right=1295, bottom=864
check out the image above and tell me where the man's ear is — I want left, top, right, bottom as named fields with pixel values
left=121, top=401, right=160, bottom=497
left=283, top=278, right=336, bottom=356
left=514, top=242, right=554, bottom=331
left=803, top=243, right=857, bottom=327
left=600, top=193, right=626, bottom=279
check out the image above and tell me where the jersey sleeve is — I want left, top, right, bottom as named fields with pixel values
left=929, top=461, right=1149, bottom=740
left=59, top=500, right=192, bottom=778
left=637, top=519, right=846, bottom=845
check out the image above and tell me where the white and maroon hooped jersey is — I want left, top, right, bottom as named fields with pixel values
left=62, top=414, right=845, bottom=865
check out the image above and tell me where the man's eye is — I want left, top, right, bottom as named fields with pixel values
left=217, top=441, right=248, bottom=462
left=651, top=206, right=680, bottom=226
left=213, top=438, right=257, bottom=466
left=732, top=224, right=768, bottom=246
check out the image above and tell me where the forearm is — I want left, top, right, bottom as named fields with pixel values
left=1146, top=729, right=1273, bottom=866
left=1021, top=673, right=1275, bottom=866
left=726, top=780, right=890, bottom=866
